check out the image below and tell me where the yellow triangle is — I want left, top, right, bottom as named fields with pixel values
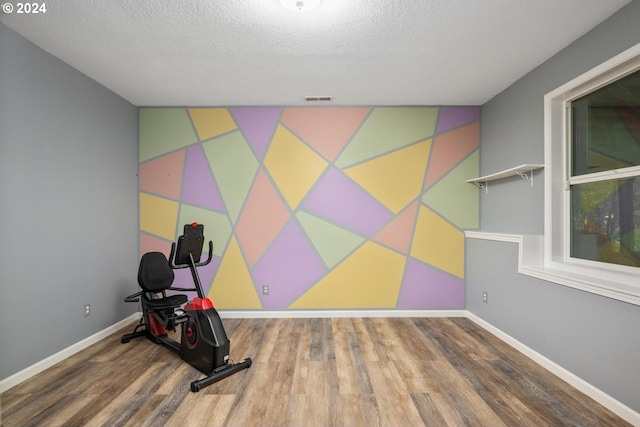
left=289, top=241, right=405, bottom=309
left=188, top=108, right=238, bottom=141
left=344, top=140, right=431, bottom=214
left=139, top=193, right=179, bottom=241
left=208, top=236, right=262, bottom=309
left=410, top=206, right=464, bottom=278
left=264, top=125, right=328, bottom=209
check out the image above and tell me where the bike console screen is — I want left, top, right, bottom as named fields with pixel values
left=174, top=223, right=205, bottom=266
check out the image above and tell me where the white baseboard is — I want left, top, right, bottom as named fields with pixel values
left=2, top=309, right=637, bottom=426
left=0, top=310, right=458, bottom=393
left=217, top=309, right=467, bottom=318
left=466, top=312, right=640, bottom=427
left=0, top=313, right=140, bottom=394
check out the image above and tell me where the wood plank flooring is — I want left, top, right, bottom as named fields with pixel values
left=0, top=317, right=631, bottom=426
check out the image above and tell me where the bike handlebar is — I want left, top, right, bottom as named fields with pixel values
left=168, top=241, right=214, bottom=269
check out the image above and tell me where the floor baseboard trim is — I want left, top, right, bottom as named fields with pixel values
left=466, top=312, right=640, bottom=426
left=0, top=313, right=140, bottom=394
left=3, top=310, right=637, bottom=425
left=217, top=309, right=467, bottom=318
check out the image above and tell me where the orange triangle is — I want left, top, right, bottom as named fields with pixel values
left=372, top=201, right=419, bottom=254
left=139, top=150, right=185, bottom=199
left=236, top=169, right=290, bottom=267
left=281, top=107, right=371, bottom=161
left=424, top=122, right=479, bottom=190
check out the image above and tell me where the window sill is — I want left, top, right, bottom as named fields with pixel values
left=466, top=231, right=640, bottom=306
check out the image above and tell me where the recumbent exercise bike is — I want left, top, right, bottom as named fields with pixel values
left=121, top=223, right=251, bottom=392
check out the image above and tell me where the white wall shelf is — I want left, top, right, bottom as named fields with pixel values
left=467, top=164, right=544, bottom=193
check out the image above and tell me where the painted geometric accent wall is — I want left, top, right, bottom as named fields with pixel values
left=139, top=107, right=480, bottom=310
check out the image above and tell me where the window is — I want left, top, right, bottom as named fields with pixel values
left=569, top=70, right=640, bottom=268
left=544, top=43, right=640, bottom=305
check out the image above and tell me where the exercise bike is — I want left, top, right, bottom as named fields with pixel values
left=121, top=223, right=251, bottom=392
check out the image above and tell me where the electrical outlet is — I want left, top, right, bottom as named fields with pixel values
left=84, top=304, right=91, bottom=317
left=482, top=292, right=488, bottom=303
left=262, top=285, right=269, bottom=295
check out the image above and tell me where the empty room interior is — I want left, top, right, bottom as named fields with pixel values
left=1, top=0, right=640, bottom=426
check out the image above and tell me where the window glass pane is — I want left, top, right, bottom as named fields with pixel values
left=570, top=176, right=640, bottom=267
left=571, top=69, right=640, bottom=176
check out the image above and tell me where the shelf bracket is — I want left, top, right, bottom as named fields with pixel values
left=515, top=170, right=535, bottom=186
left=476, top=181, right=488, bottom=194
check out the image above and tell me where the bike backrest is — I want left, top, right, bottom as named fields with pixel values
left=138, top=252, right=174, bottom=292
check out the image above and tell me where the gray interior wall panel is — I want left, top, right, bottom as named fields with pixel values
left=470, top=0, right=640, bottom=413
left=0, top=24, right=139, bottom=382
left=480, top=0, right=640, bottom=234
left=466, top=238, right=640, bottom=412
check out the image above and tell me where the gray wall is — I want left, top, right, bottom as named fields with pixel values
left=467, top=239, right=640, bottom=412
left=469, top=0, right=640, bottom=412
left=0, top=24, right=139, bottom=382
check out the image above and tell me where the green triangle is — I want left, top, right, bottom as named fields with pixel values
left=296, top=211, right=365, bottom=269
left=139, top=108, right=198, bottom=162
left=202, top=131, right=259, bottom=224
left=422, top=150, right=479, bottom=229
left=335, top=107, right=438, bottom=168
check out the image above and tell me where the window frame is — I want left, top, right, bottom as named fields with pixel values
left=543, top=42, right=640, bottom=304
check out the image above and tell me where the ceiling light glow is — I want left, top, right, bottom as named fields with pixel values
left=279, top=0, right=321, bottom=13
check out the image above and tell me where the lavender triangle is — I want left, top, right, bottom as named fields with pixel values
left=397, top=258, right=464, bottom=309
left=302, top=167, right=393, bottom=236
left=436, top=107, right=480, bottom=134
left=231, top=107, right=282, bottom=160
left=182, top=144, right=225, bottom=212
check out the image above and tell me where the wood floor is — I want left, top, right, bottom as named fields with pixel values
left=0, top=317, right=630, bottom=427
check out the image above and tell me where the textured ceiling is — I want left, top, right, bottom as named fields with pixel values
left=0, top=0, right=631, bottom=106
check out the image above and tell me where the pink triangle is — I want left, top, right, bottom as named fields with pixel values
left=139, top=151, right=185, bottom=199
left=235, top=169, right=291, bottom=267
left=424, top=122, right=479, bottom=190
left=373, top=201, right=419, bottom=254
left=139, top=233, right=172, bottom=259
left=281, top=107, right=371, bottom=161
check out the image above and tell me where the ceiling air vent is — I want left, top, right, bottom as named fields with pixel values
left=304, top=96, right=333, bottom=102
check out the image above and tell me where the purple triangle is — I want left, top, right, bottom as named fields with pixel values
left=436, top=107, right=480, bottom=134
left=230, top=107, right=282, bottom=160
left=397, top=258, right=464, bottom=309
left=302, top=167, right=393, bottom=236
left=252, top=220, right=326, bottom=309
left=182, top=145, right=225, bottom=212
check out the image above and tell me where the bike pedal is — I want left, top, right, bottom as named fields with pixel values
left=173, top=309, right=188, bottom=323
